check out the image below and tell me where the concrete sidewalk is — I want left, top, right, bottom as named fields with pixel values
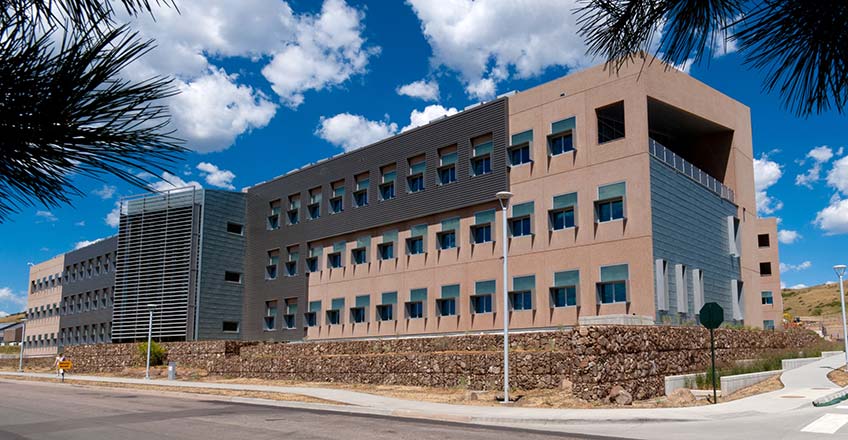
left=1, top=353, right=845, bottom=425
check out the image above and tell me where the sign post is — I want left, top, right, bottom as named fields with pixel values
left=57, top=360, right=72, bottom=383
left=699, top=302, right=724, bottom=404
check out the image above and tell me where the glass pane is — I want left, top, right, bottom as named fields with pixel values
left=612, top=199, right=624, bottom=219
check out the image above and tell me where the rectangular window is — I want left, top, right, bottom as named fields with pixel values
left=287, top=195, right=300, bottom=225
left=378, top=242, right=394, bottom=260
left=406, top=237, right=424, bottom=255
left=550, top=192, right=577, bottom=230
left=548, top=117, right=575, bottom=156
left=224, top=271, right=243, bottom=283
left=406, top=301, right=424, bottom=319
left=508, top=144, right=531, bottom=166
left=327, top=252, right=342, bottom=268
left=350, top=307, right=366, bottom=323
left=758, top=233, right=770, bottom=248
left=551, top=270, right=579, bottom=307
left=304, top=312, right=317, bottom=327
left=471, top=135, right=493, bottom=176
left=438, top=146, right=458, bottom=185
left=226, top=222, right=244, bottom=235
left=306, top=257, right=318, bottom=273
left=437, top=231, right=456, bottom=250
left=268, top=199, right=281, bottom=230
left=380, top=182, right=395, bottom=201
left=287, top=209, right=299, bottom=225
left=760, top=262, right=772, bottom=276
left=595, top=182, right=625, bottom=222
left=472, top=280, right=495, bottom=314
left=437, top=298, right=456, bottom=316
left=407, top=155, right=426, bottom=193
left=353, top=175, right=369, bottom=208
left=761, top=291, right=774, bottom=305
left=329, top=181, right=345, bottom=214
left=597, top=264, right=629, bottom=304
left=763, top=320, right=775, bottom=330
left=264, top=300, right=277, bottom=331
left=596, top=101, right=625, bottom=143
left=509, top=291, right=532, bottom=310
left=438, top=165, right=457, bottom=185
left=351, top=248, right=367, bottom=264
left=326, top=310, right=340, bottom=325
left=728, top=216, right=742, bottom=256
left=471, top=224, right=492, bottom=244
left=471, top=155, right=492, bottom=176
left=266, top=250, right=280, bottom=280
left=377, top=304, right=393, bottom=321
left=509, top=217, right=531, bottom=237
left=308, top=188, right=322, bottom=220
left=222, top=321, right=239, bottom=333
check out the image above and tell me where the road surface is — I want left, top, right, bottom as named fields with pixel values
left=0, top=379, right=622, bottom=440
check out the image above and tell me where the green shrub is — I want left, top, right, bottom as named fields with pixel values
left=137, top=341, right=166, bottom=366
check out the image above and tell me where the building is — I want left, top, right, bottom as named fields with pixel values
left=111, top=188, right=246, bottom=342
left=24, top=254, right=64, bottom=356
left=244, top=59, right=782, bottom=341
left=58, top=236, right=118, bottom=347
left=0, top=315, right=24, bottom=346
left=756, top=218, right=784, bottom=329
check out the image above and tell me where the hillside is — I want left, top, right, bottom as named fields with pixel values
left=782, top=281, right=848, bottom=317
left=0, top=312, right=24, bottom=324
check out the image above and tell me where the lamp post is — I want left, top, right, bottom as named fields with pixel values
left=144, top=304, right=157, bottom=380
left=835, top=265, right=847, bottom=370
left=496, top=191, right=513, bottom=403
left=17, top=318, right=27, bottom=372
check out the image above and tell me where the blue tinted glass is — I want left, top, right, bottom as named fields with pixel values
left=408, top=302, right=423, bottom=318
left=566, top=286, right=577, bottom=306
left=512, top=217, right=531, bottom=236
left=309, top=205, right=320, bottom=219
left=439, top=166, right=456, bottom=184
left=355, top=192, right=368, bottom=206
left=552, top=288, right=566, bottom=307
left=305, top=313, right=316, bottom=326
left=381, top=183, right=395, bottom=200
left=614, top=282, right=627, bottom=302
left=408, top=238, right=424, bottom=254
left=380, top=243, right=394, bottom=259
left=439, top=232, right=456, bottom=249
left=408, top=175, right=424, bottom=192
left=611, top=200, right=624, bottom=219
left=474, top=225, right=491, bottom=243
left=331, top=199, right=343, bottom=212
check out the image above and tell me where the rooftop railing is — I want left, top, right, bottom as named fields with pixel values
left=649, top=138, right=735, bottom=203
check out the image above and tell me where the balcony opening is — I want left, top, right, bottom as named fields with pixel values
left=647, top=97, right=734, bottom=184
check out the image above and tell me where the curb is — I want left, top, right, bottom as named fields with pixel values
left=813, top=387, right=848, bottom=407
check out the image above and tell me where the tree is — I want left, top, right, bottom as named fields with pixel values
left=577, top=0, right=847, bottom=116
left=0, top=0, right=184, bottom=222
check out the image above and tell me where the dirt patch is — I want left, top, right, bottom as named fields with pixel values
left=828, top=368, right=848, bottom=387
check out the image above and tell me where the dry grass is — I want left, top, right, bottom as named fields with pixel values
left=782, top=282, right=848, bottom=317
left=828, top=368, right=848, bottom=387
left=0, top=313, right=24, bottom=324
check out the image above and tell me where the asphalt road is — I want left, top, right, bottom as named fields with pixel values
left=0, top=380, right=625, bottom=440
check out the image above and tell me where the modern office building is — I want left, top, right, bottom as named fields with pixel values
left=111, top=188, right=246, bottom=342
left=244, top=59, right=782, bottom=340
left=23, top=254, right=64, bottom=356
left=756, top=218, right=784, bottom=329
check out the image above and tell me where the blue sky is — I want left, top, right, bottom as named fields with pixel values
left=1, top=0, right=846, bottom=315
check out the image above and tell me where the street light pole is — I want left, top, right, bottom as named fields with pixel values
left=496, top=191, right=513, bottom=403
left=834, top=265, right=847, bottom=370
left=145, top=304, right=157, bottom=380
left=17, top=318, right=27, bottom=372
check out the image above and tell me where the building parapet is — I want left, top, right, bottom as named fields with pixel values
left=649, top=138, right=735, bottom=203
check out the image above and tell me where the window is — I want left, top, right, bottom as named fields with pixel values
left=266, top=250, right=279, bottom=280
left=407, top=288, right=426, bottom=319
left=595, top=182, right=625, bottom=222
left=597, top=264, right=628, bottom=304
left=596, top=101, right=625, bottom=143
left=268, top=199, right=281, bottom=230
left=760, top=262, right=772, bottom=276
left=287, top=195, right=300, bottom=225
left=758, top=233, right=770, bottom=248
left=327, top=252, right=342, bottom=269
left=283, top=299, right=297, bottom=329
left=471, top=135, right=493, bottom=176
left=437, top=231, right=456, bottom=250
left=510, top=275, right=534, bottom=310
left=306, top=246, right=321, bottom=273
left=548, top=132, right=574, bottom=156
left=285, top=247, right=298, bottom=277
left=354, top=174, right=369, bottom=207
left=222, top=321, right=239, bottom=333
left=326, top=310, right=340, bottom=325
left=472, top=280, right=495, bottom=314
left=509, top=202, right=534, bottom=237
left=264, top=300, right=277, bottom=331
left=352, top=248, right=367, bottom=264
left=350, top=307, right=366, bottom=323
left=377, top=304, right=393, bottom=321
left=407, top=155, right=426, bottom=193
left=728, top=216, right=742, bottom=256
left=508, top=144, right=531, bottom=166
left=328, top=298, right=344, bottom=325
left=304, top=312, right=317, bottom=327
left=378, top=242, right=394, bottom=260
left=438, top=146, right=458, bottom=185
left=437, top=298, right=456, bottom=316
left=761, top=291, right=774, bottom=305
left=550, top=193, right=577, bottom=230
left=380, top=165, right=397, bottom=201
left=308, top=188, right=322, bottom=220
left=551, top=285, right=577, bottom=307
left=330, top=182, right=344, bottom=214
left=471, top=224, right=491, bottom=244
left=224, top=271, right=243, bottom=283
left=226, top=222, right=244, bottom=235
left=763, top=320, right=775, bottom=330
left=406, top=237, right=424, bottom=255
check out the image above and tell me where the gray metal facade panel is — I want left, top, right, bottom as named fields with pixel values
left=59, top=236, right=117, bottom=333
left=650, top=157, right=740, bottom=321
left=243, top=99, right=509, bottom=341
left=196, top=190, right=246, bottom=340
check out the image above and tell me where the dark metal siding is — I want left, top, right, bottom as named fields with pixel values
left=60, top=236, right=117, bottom=336
left=243, top=99, right=509, bottom=341
left=196, top=190, right=246, bottom=340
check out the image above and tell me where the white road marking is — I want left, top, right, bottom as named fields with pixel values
left=802, top=414, right=848, bottom=434
left=836, top=404, right=848, bottom=410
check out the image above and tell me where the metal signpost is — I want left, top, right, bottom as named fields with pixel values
left=699, top=302, right=724, bottom=404
left=57, top=360, right=72, bottom=383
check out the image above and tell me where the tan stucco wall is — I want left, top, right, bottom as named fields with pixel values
left=24, top=255, right=63, bottom=356
left=756, top=217, right=784, bottom=328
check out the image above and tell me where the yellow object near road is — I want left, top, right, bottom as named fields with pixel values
left=58, top=361, right=72, bottom=370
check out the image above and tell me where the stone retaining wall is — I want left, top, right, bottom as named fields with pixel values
left=60, top=326, right=821, bottom=400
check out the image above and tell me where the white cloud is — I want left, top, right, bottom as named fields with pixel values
left=261, top=0, right=380, bottom=108
left=777, top=229, right=801, bottom=244
left=316, top=113, right=398, bottom=152
left=148, top=172, right=203, bottom=193
left=826, top=156, right=848, bottom=195
left=0, top=287, right=26, bottom=306
left=105, top=201, right=122, bottom=228
left=407, top=0, right=591, bottom=99
left=92, top=184, right=117, bottom=200
left=780, top=261, right=812, bottom=273
left=789, top=284, right=808, bottom=290
left=196, top=162, right=236, bottom=190
left=0, top=311, right=8, bottom=318
left=36, top=210, right=57, bottom=222
left=396, top=80, right=440, bottom=101
left=796, top=145, right=833, bottom=188
left=401, top=105, right=459, bottom=132
left=671, top=57, right=694, bottom=74
left=115, top=0, right=376, bottom=152
left=75, top=220, right=86, bottom=227
left=753, top=154, right=783, bottom=215
left=815, top=197, right=848, bottom=235
left=74, top=238, right=104, bottom=250
left=169, top=68, right=277, bottom=152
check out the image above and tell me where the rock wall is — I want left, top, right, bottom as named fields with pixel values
left=61, top=326, right=821, bottom=400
